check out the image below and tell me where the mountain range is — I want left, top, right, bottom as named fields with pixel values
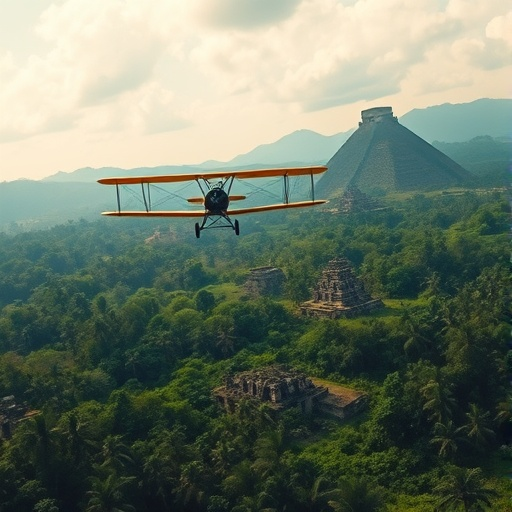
left=1, top=98, right=510, bottom=229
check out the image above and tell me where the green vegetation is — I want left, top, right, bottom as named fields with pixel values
left=0, top=188, right=509, bottom=511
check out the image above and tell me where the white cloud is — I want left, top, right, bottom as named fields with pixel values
left=0, top=0, right=510, bottom=179
left=486, top=12, right=512, bottom=48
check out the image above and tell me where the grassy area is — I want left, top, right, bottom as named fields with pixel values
left=204, top=282, right=246, bottom=302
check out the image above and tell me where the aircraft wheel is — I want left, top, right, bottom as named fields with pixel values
left=234, top=219, right=240, bottom=236
left=195, top=223, right=201, bottom=238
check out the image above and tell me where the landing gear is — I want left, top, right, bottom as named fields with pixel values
left=195, top=217, right=238, bottom=237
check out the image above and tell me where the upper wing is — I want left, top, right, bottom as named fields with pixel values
left=100, top=200, right=328, bottom=218
left=97, top=165, right=327, bottom=185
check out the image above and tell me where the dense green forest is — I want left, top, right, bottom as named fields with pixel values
left=0, top=188, right=509, bottom=511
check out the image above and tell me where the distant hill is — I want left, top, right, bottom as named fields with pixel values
left=0, top=181, right=113, bottom=229
left=43, top=165, right=205, bottom=183
left=400, top=98, right=512, bottom=143
left=432, top=136, right=510, bottom=186
left=2, top=98, right=509, bottom=229
left=43, top=130, right=352, bottom=184
left=202, top=129, right=353, bottom=169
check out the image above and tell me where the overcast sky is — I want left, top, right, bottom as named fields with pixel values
left=1, top=0, right=510, bottom=181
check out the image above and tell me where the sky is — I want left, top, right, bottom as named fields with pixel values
left=1, top=0, right=510, bottom=181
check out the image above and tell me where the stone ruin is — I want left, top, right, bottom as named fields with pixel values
left=215, top=366, right=324, bottom=414
left=329, top=186, right=385, bottom=214
left=244, top=266, right=285, bottom=298
left=214, top=365, right=367, bottom=420
left=0, top=396, right=39, bottom=439
left=300, top=257, right=383, bottom=319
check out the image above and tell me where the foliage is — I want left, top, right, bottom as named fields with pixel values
left=0, top=189, right=508, bottom=511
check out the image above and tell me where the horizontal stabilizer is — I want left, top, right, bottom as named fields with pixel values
left=187, top=195, right=246, bottom=204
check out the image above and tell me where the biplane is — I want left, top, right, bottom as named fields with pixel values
left=98, top=165, right=328, bottom=238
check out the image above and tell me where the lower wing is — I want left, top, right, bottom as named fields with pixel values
left=101, top=200, right=327, bottom=217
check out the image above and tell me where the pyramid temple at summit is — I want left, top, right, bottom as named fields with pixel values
left=316, top=107, right=472, bottom=197
left=300, top=258, right=383, bottom=319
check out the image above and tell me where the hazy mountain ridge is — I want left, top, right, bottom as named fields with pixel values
left=399, top=98, right=512, bottom=143
left=1, top=98, right=509, bottom=229
left=38, top=98, right=510, bottom=184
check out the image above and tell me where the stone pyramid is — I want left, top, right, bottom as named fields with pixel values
left=316, top=107, right=472, bottom=197
left=300, top=258, right=383, bottom=319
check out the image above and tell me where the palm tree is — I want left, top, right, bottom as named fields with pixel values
left=433, top=466, right=497, bottom=511
left=174, top=460, right=211, bottom=510
left=420, top=375, right=457, bottom=425
left=86, top=473, right=136, bottom=512
left=430, top=420, right=463, bottom=459
left=222, top=459, right=257, bottom=502
left=98, top=435, right=135, bottom=473
left=56, top=412, right=98, bottom=467
left=230, top=494, right=277, bottom=512
left=19, top=415, right=57, bottom=489
left=252, top=424, right=286, bottom=479
left=303, top=476, right=343, bottom=512
left=328, top=478, right=384, bottom=512
left=457, top=404, right=495, bottom=453
left=402, top=309, right=435, bottom=360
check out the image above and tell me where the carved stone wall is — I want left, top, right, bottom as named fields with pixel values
left=244, top=266, right=285, bottom=298
left=215, top=366, right=327, bottom=412
left=214, top=366, right=366, bottom=421
left=300, top=258, right=383, bottom=319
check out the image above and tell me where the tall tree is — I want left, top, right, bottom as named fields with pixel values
left=434, top=467, right=497, bottom=511
left=85, top=473, right=136, bottom=512
left=328, top=478, right=384, bottom=512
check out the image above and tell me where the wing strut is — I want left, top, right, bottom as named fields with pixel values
left=283, top=174, right=290, bottom=204
left=116, top=184, right=121, bottom=213
left=141, top=182, right=151, bottom=212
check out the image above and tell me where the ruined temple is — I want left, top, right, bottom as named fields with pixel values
left=244, top=266, right=285, bottom=298
left=316, top=106, right=471, bottom=197
left=214, top=365, right=367, bottom=420
left=215, top=366, right=324, bottom=413
left=0, top=396, right=39, bottom=439
left=300, top=258, right=383, bottom=319
left=329, top=185, right=384, bottom=214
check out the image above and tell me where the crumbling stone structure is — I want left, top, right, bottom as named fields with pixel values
left=214, top=365, right=367, bottom=420
left=215, top=366, right=325, bottom=413
left=300, top=258, right=383, bottom=319
left=0, top=396, right=39, bottom=439
left=244, top=266, right=285, bottom=298
left=330, top=186, right=384, bottom=214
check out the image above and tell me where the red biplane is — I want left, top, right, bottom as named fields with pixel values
left=98, top=165, right=328, bottom=238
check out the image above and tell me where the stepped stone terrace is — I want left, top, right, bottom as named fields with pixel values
left=300, top=258, right=383, bottom=319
